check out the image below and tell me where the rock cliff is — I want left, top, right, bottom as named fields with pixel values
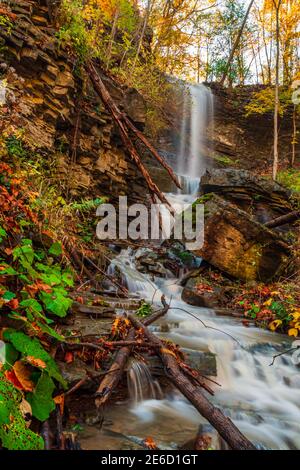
left=0, top=0, right=147, bottom=203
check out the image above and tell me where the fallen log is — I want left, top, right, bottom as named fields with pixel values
left=265, top=210, right=300, bottom=229
left=94, top=296, right=169, bottom=408
left=127, top=314, right=256, bottom=450
left=124, top=116, right=181, bottom=189
left=86, top=62, right=177, bottom=214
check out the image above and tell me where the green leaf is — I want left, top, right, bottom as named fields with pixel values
left=36, top=322, right=65, bottom=341
left=0, top=373, right=44, bottom=450
left=62, top=270, right=74, bottom=287
left=40, top=272, right=61, bottom=286
left=3, top=330, right=67, bottom=388
left=0, top=342, right=19, bottom=370
left=0, top=226, right=7, bottom=243
left=39, top=290, right=72, bottom=318
left=27, top=373, right=56, bottom=421
left=20, top=298, right=43, bottom=314
left=0, top=266, right=18, bottom=276
left=2, top=291, right=16, bottom=302
left=21, top=239, right=33, bottom=246
left=13, top=244, right=35, bottom=266
left=49, top=242, right=63, bottom=257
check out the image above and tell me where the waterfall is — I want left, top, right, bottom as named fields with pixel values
left=177, top=83, right=214, bottom=193
left=127, top=360, right=163, bottom=404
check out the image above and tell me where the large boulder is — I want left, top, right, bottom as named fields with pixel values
left=200, top=168, right=292, bottom=224
left=192, top=194, right=290, bottom=282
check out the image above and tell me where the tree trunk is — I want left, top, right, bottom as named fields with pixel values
left=133, top=0, right=153, bottom=69
left=220, top=0, right=255, bottom=86
left=106, top=8, right=120, bottom=70
left=291, top=104, right=297, bottom=167
left=272, top=0, right=282, bottom=181
left=265, top=210, right=300, bottom=229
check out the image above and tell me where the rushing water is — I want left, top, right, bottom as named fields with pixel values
left=127, top=360, right=163, bottom=404
left=108, top=248, right=300, bottom=450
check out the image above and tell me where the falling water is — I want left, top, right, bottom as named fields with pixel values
left=176, top=83, right=214, bottom=195
left=127, top=360, right=163, bottom=404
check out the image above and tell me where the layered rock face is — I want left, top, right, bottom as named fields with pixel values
left=200, top=168, right=292, bottom=223
left=0, top=0, right=147, bottom=202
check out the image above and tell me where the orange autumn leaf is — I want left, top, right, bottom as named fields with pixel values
left=5, top=370, right=24, bottom=390
left=143, top=437, right=158, bottom=450
left=13, top=361, right=35, bottom=392
left=64, top=352, right=74, bottom=364
left=54, top=394, right=65, bottom=415
left=8, top=298, right=19, bottom=310
left=26, top=356, right=47, bottom=369
left=26, top=281, right=52, bottom=296
left=160, top=348, right=177, bottom=358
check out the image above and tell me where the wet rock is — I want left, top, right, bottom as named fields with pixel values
left=135, top=249, right=172, bottom=278
left=59, top=359, right=98, bottom=392
left=182, top=275, right=225, bottom=308
left=193, top=194, right=290, bottom=282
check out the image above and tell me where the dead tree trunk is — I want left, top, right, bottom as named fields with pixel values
left=128, top=314, right=256, bottom=450
left=265, top=210, right=300, bottom=229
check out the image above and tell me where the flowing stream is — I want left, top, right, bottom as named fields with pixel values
left=108, top=248, right=300, bottom=450
left=82, top=84, right=300, bottom=450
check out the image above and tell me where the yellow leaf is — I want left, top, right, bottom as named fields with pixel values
left=264, top=298, right=273, bottom=306
left=288, top=328, right=298, bottom=337
left=269, top=319, right=282, bottom=331
left=160, top=348, right=177, bottom=358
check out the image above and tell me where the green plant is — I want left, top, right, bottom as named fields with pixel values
left=277, top=169, right=300, bottom=194
left=5, top=135, right=27, bottom=158
left=0, top=373, right=44, bottom=450
left=136, top=301, right=152, bottom=318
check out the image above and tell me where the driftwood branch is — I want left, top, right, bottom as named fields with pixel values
left=265, top=210, right=300, bottom=229
left=127, top=314, right=256, bottom=450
